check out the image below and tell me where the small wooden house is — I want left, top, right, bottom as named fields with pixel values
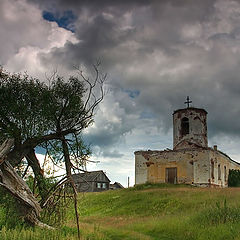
left=110, top=182, right=124, bottom=190
left=72, top=170, right=110, bottom=192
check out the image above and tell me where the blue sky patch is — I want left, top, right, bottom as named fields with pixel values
left=35, top=146, right=47, bottom=155
left=42, top=10, right=77, bottom=32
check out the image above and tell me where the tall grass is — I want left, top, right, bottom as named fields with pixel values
left=2, top=183, right=240, bottom=239
left=0, top=226, right=79, bottom=240
left=194, top=198, right=240, bottom=225
left=0, top=189, right=25, bottom=229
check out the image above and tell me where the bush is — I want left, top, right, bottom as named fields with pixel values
left=228, top=169, right=240, bottom=187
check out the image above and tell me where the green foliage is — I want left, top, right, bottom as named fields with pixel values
left=49, top=76, right=86, bottom=131
left=228, top=169, right=240, bottom=187
left=0, top=69, right=51, bottom=141
left=0, top=67, right=98, bottom=204
left=46, top=134, right=91, bottom=168
left=0, top=68, right=88, bottom=142
left=25, top=175, right=57, bottom=194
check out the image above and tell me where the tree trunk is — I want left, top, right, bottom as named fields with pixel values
left=7, top=129, right=74, bottom=167
left=26, top=148, right=48, bottom=202
left=0, top=139, right=53, bottom=229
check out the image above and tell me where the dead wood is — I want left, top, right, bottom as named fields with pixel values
left=0, top=139, right=54, bottom=229
left=61, top=136, right=81, bottom=239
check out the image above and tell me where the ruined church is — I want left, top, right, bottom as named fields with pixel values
left=135, top=98, right=240, bottom=187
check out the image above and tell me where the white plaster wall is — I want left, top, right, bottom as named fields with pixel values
left=135, top=153, right=148, bottom=184
left=193, top=151, right=210, bottom=184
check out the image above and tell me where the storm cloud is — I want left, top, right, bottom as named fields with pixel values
left=2, top=0, right=240, bottom=185
left=36, top=0, right=240, bottom=137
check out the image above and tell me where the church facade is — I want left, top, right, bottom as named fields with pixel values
left=135, top=102, right=240, bottom=187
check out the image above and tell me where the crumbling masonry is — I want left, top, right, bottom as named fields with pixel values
left=135, top=105, right=240, bottom=187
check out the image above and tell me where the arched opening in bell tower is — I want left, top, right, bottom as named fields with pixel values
left=181, top=117, right=189, bottom=136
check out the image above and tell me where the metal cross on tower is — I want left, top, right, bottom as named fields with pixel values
left=184, top=96, right=192, bottom=108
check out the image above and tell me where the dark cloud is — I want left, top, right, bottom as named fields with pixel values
left=38, top=8, right=137, bottom=69
left=3, top=0, right=240, bottom=157
left=36, top=0, right=216, bottom=68
left=28, top=0, right=151, bottom=13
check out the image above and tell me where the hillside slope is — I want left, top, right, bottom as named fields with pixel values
left=2, top=183, right=240, bottom=240
left=74, top=183, right=240, bottom=240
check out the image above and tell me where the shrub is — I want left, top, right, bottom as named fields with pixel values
left=228, top=169, right=240, bottom=187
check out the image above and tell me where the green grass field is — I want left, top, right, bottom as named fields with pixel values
left=2, top=183, right=240, bottom=239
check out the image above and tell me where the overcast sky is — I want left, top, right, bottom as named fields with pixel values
left=2, top=0, right=240, bottom=186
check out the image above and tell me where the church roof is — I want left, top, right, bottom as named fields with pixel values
left=217, top=149, right=240, bottom=166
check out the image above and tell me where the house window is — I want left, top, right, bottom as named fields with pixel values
left=97, top=183, right=101, bottom=188
left=218, top=164, right=221, bottom=180
left=224, top=166, right=227, bottom=182
left=181, top=117, right=189, bottom=136
left=102, top=183, right=106, bottom=189
left=211, top=161, right=214, bottom=179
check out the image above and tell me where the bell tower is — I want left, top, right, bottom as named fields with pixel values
left=173, top=97, right=208, bottom=150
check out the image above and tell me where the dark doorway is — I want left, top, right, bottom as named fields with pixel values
left=166, top=167, right=177, bottom=184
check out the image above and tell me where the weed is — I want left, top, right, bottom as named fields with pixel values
left=193, top=199, right=240, bottom=226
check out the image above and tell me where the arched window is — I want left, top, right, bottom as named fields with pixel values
left=181, top=117, right=189, bottom=136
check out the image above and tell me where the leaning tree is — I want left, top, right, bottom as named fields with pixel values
left=0, top=63, right=106, bottom=234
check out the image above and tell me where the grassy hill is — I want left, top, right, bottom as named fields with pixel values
left=2, top=183, right=240, bottom=239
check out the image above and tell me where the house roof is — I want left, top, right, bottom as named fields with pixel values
left=72, top=170, right=111, bottom=183
left=112, top=182, right=124, bottom=188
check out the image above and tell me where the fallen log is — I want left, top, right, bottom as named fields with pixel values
left=0, top=139, right=53, bottom=229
